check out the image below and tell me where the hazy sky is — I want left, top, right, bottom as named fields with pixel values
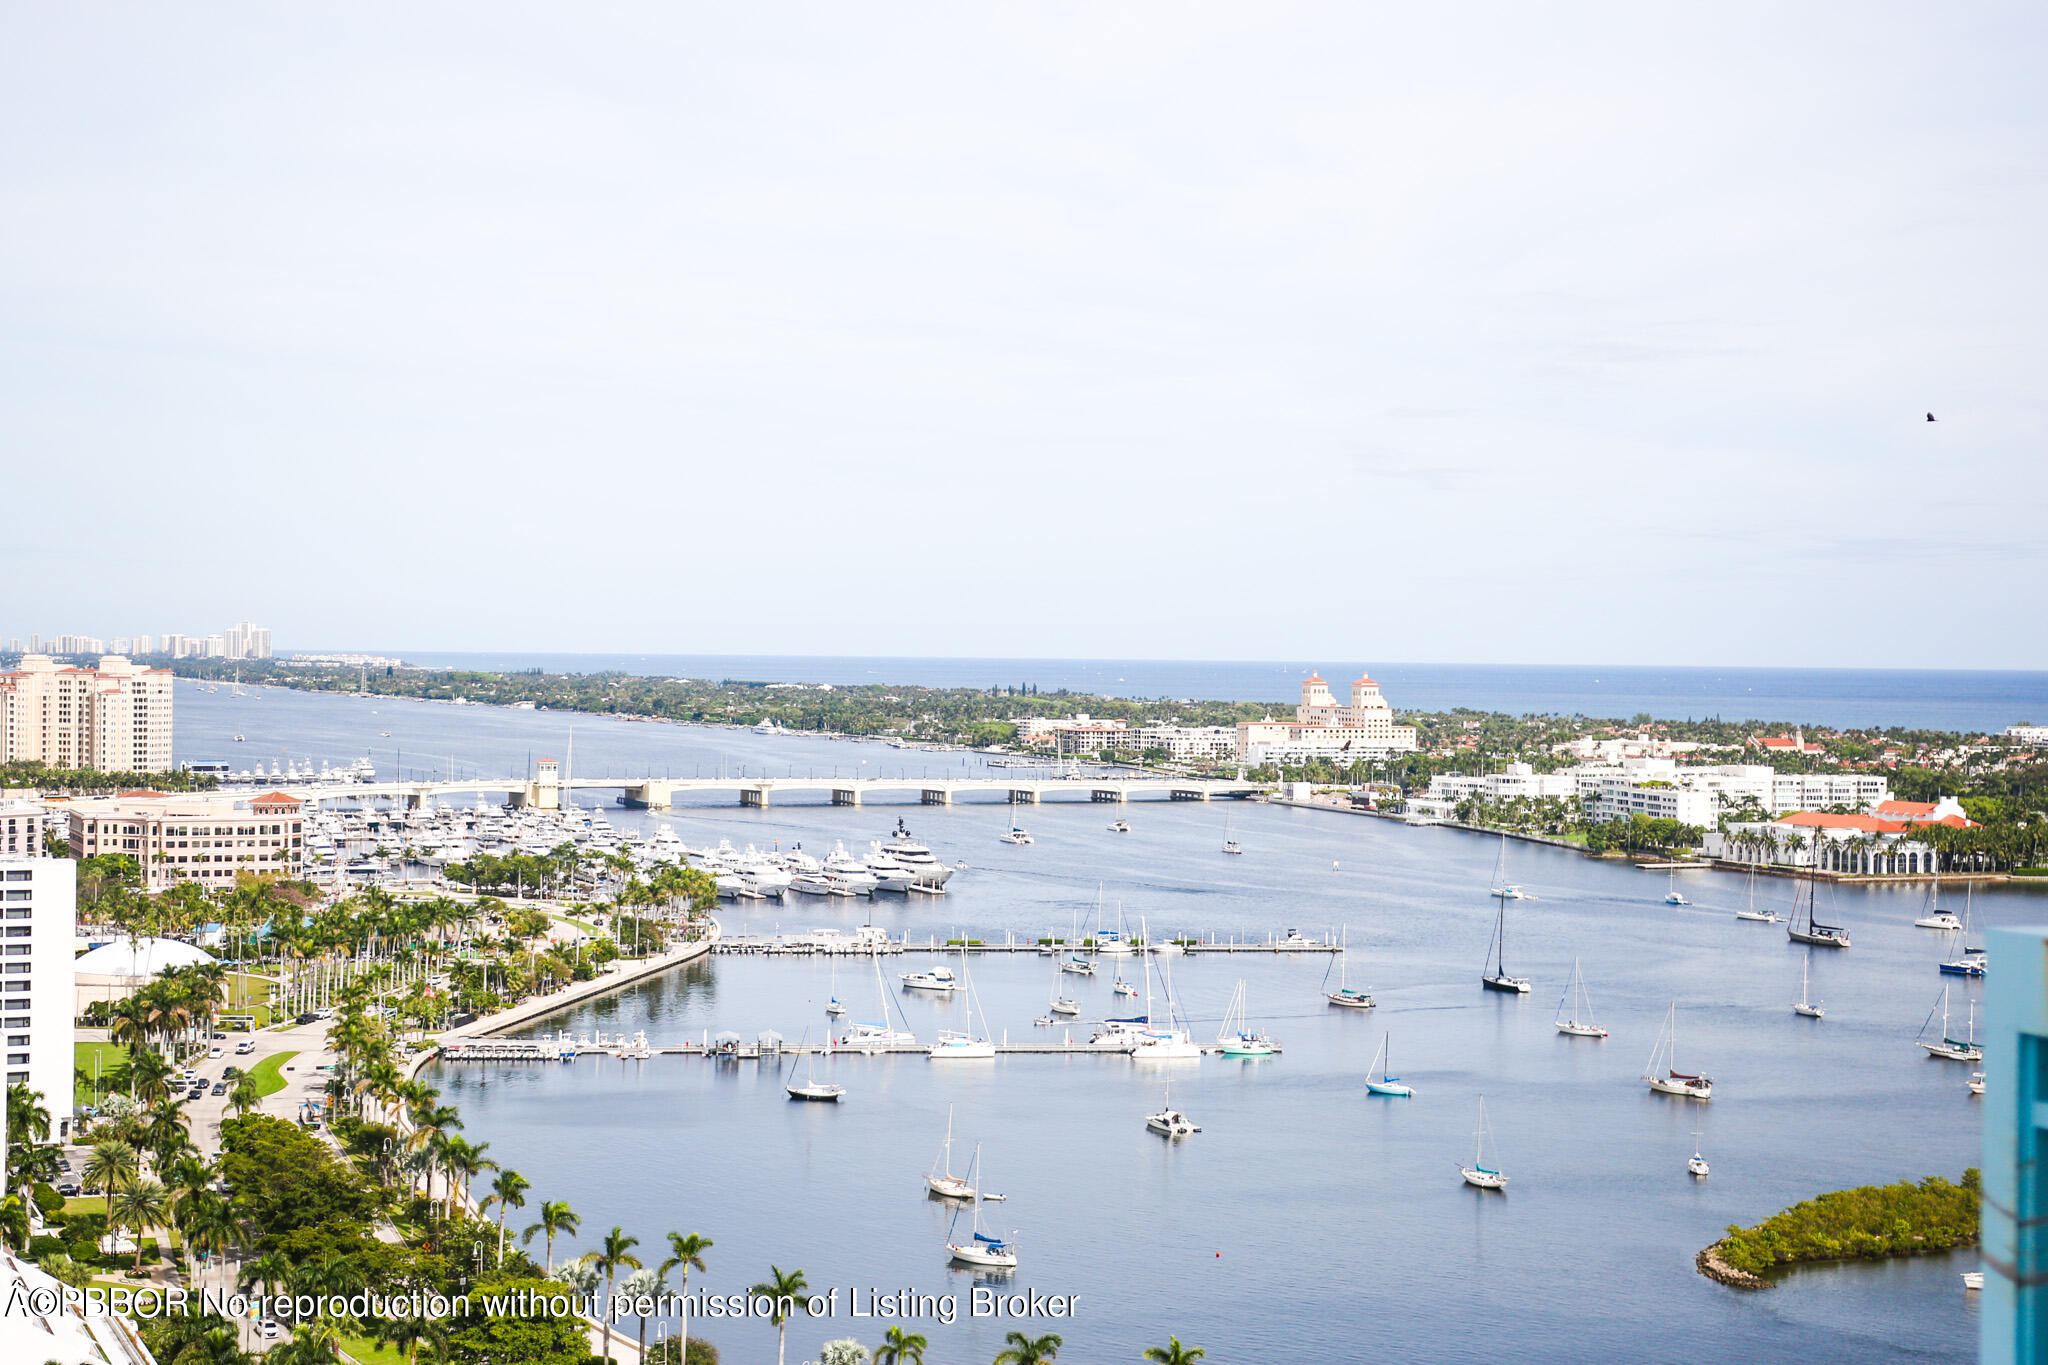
left=4, top=6, right=2043, bottom=667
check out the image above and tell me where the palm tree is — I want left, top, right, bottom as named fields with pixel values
left=109, top=1177, right=169, bottom=1271
left=483, top=1169, right=530, bottom=1266
left=994, top=1331, right=1064, bottom=1364
left=747, top=1265, right=810, bottom=1365
left=82, top=1139, right=139, bottom=1197
left=229, top=1074, right=264, bottom=1117
left=619, top=1265, right=667, bottom=1363
left=242, top=1249, right=294, bottom=1301
left=591, top=1227, right=642, bottom=1365
left=374, top=1311, right=448, bottom=1365
left=661, top=1231, right=712, bottom=1357
left=1143, top=1339, right=1206, bottom=1365
left=524, top=1200, right=580, bottom=1274
left=873, top=1325, right=928, bottom=1365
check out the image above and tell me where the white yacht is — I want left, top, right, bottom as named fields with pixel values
left=881, top=821, right=954, bottom=889
left=1460, top=1097, right=1508, bottom=1190
left=1000, top=821, right=1034, bottom=846
left=1145, top=1095, right=1201, bottom=1137
left=1916, top=987, right=1982, bottom=1062
left=822, top=842, right=880, bottom=894
left=900, top=966, right=960, bottom=993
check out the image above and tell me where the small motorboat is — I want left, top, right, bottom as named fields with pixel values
left=1963, top=1271, right=1984, bottom=1291
left=1146, top=1102, right=1201, bottom=1138
left=1969, top=1072, right=1986, bottom=1095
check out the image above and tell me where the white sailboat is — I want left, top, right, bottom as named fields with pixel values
left=1687, top=1129, right=1710, bottom=1179
left=1216, top=979, right=1273, bottom=1056
left=929, top=947, right=997, bottom=1059
left=842, top=957, right=917, bottom=1051
left=1664, top=868, right=1691, bottom=906
left=1488, top=834, right=1526, bottom=899
left=1938, top=883, right=1986, bottom=977
left=1131, top=922, right=1202, bottom=1060
left=1222, top=813, right=1242, bottom=856
left=944, top=1146, right=1017, bottom=1269
left=1145, top=1087, right=1201, bottom=1137
left=999, top=814, right=1033, bottom=845
left=1326, top=927, right=1375, bottom=1009
left=1554, top=957, right=1608, bottom=1037
left=925, top=1105, right=975, bottom=1199
left=1459, top=1096, right=1508, bottom=1189
left=1793, top=954, right=1825, bottom=1018
left=1047, top=939, right=1080, bottom=1016
left=1916, top=986, right=1983, bottom=1062
left=1364, top=1033, right=1412, bottom=1097
left=1914, top=877, right=1961, bottom=931
left=1734, top=864, right=1779, bottom=923
left=825, top=958, right=846, bottom=1017
left=1643, top=1004, right=1713, bottom=1099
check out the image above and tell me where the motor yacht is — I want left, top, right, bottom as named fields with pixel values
left=901, top=966, right=960, bottom=993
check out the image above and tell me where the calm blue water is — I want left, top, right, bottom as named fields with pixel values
left=181, top=684, right=2030, bottom=1363
left=362, top=653, right=2048, bottom=733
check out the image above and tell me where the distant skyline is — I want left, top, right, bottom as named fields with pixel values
left=4, top=6, right=2044, bottom=668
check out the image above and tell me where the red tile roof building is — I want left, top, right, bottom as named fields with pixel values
left=0, top=653, right=173, bottom=772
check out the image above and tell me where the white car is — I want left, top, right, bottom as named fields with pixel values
left=259, top=1321, right=280, bottom=1340
left=207, top=1047, right=224, bottom=1059
left=234, top=1040, right=255, bottom=1054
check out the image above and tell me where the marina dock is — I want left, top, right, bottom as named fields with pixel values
left=713, top=931, right=1341, bottom=956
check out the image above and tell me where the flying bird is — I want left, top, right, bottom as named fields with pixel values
left=1926, top=412, right=1937, bottom=422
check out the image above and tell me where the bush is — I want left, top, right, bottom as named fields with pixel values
left=27, top=1234, right=65, bottom=1259
left=32, top=1183, right=65, bottom=1216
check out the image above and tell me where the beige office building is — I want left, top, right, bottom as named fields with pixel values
left=0, top=654, right=173, bottom=772
left=66, top=790, right=305, bottom=892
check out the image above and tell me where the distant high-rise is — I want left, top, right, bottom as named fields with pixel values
left=133, top=634, right=152, bottom=655
left=222, top=621, right=273, bottom=661
left=0, top=654, right=173, bottom=772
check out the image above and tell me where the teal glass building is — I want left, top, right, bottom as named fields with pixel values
left=1983, top=926, right=2048, bottom=1363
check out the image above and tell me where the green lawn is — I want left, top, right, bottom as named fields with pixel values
left=75, top=1041, right=129, bottom=1105
left=246, top=1050, right=299, bottom=1099
left=338, top=1333, right=407, bottom=1365
left=62, top=1195, right=108, bottom=1215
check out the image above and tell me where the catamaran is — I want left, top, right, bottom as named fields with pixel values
left=1482, top=884, right=1531, bottom=994
left=944, top=1147, right=1018, bottom=1269
left=1000, top=817, right=1033, bottom=846
left=1664, top=869, right=1691, bottom=906
left=1787, top=851, right=1850, bottom=948
left=929, top=948, right=997, bottom=1059
left=1793, top=954, right=1825, bottom=1018
left=1108, top=818, right=1130, bottom=833
left=1216, top=979, right=1273, bottom=1056
left=1146, top=1088, right=1201, bottom=1137
left=1554, top=957, right=1607, bottom=1037
left=1459, top=1097, right=1508, bottom=1189
left=1326, top=927, right=1375, bottom=1009
left=1644, top=1004, right=1713, bottom=1099
left=925, top=1105, right=975, bottom=1199
left=843, top=957, right=917, bottom=1051
left=1364, top=1033, right=1413, bottom=1097
left=1916, top=986, right=1983, bottom=1062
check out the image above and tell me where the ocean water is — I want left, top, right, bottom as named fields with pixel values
left=181, top=684, right=2028, bottom=1363
left=366, top=653, right=2048, bottom=732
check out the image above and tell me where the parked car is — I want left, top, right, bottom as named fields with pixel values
left=56, top=1182, right=80, bottom=1197
left=295, top=1012, right=317, bottom=1026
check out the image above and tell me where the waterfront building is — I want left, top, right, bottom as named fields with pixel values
left=65, top=789, right=305, bottom=891
left=2006, top=724, right=2048, bottom=746
left=1981, top=923, right=2048, bottom=1363
left=1129, top=724, right=1237, bottom=761
left=0, top=800, right=44, bottom=857
left=0, top=654, right=173, bottom=772
left=1707, top=798, right=1974, bottom=873
left=1748, top=730, right=1824, bottom=755
left=1237, top=673, right=1419, bottom=764
left=0, top=843, right=78, bottom=1137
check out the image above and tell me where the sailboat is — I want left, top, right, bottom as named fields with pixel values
left=1459, top=1097, right=1508, bottom=1189
left=1221, top=813, right=1242, bottom=856
left=824, top=958, right=846, bottom=1017
left=1914, top=877, right=1961, bottom=931
left=1734, top=864, right=1779, bottom=923
left=1130, top=922, right=1202, bottom=1060
left=1216, top=979, right=1273, bottom=1056
left=1326, top=927, right=1375, bottom=1008
left=1000, top=814, right=1033, bottom=845
left=1939, top=884, right=1986, bottom=977
left=842, top=957, right=917, bottom=1051
left=1643, top=1004, right=1713, bottom=1099
left=1664, top=868, right=1691, bottom=906
left=930, top=947, right=997, bottom=1059
left=1482, top=884, right=1531, bottom=994
left=1786, top=848, right=1850, bottom=948
left=1793, top=954, right=1825, bottom=1018
left=1112, top=972, right=1139, bottom=998
left=1487, top=834, right=1526, bottom=899
left=1145, top=1087, right=1201, bottom=1136
left=784, top=1030, right=845, bottom=1102
left=1108, top=817, right=1130, bottom=833
left=1554, top=957, right=1607, bottom=1037
left=1047, top=937, right=1080, bottom=1016
left=1364, top=1033, right=1413, bottom=1096
left=925, top=1105, right=975, bottom=1199
left=1916, top=987, right=1983, bottom=1062
left=944, top=1147, right=1018, bottom=1269
left=1063, top=891, right=1099, bottom=975
left=1688, top=1130, right=1710, bottom=1179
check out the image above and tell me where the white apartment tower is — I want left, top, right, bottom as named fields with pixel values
left=223, top=622, right=273, bottom=661
left=0, top=805, right=77, bottom=1135
left=0, top=654, right=174, bottom=772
